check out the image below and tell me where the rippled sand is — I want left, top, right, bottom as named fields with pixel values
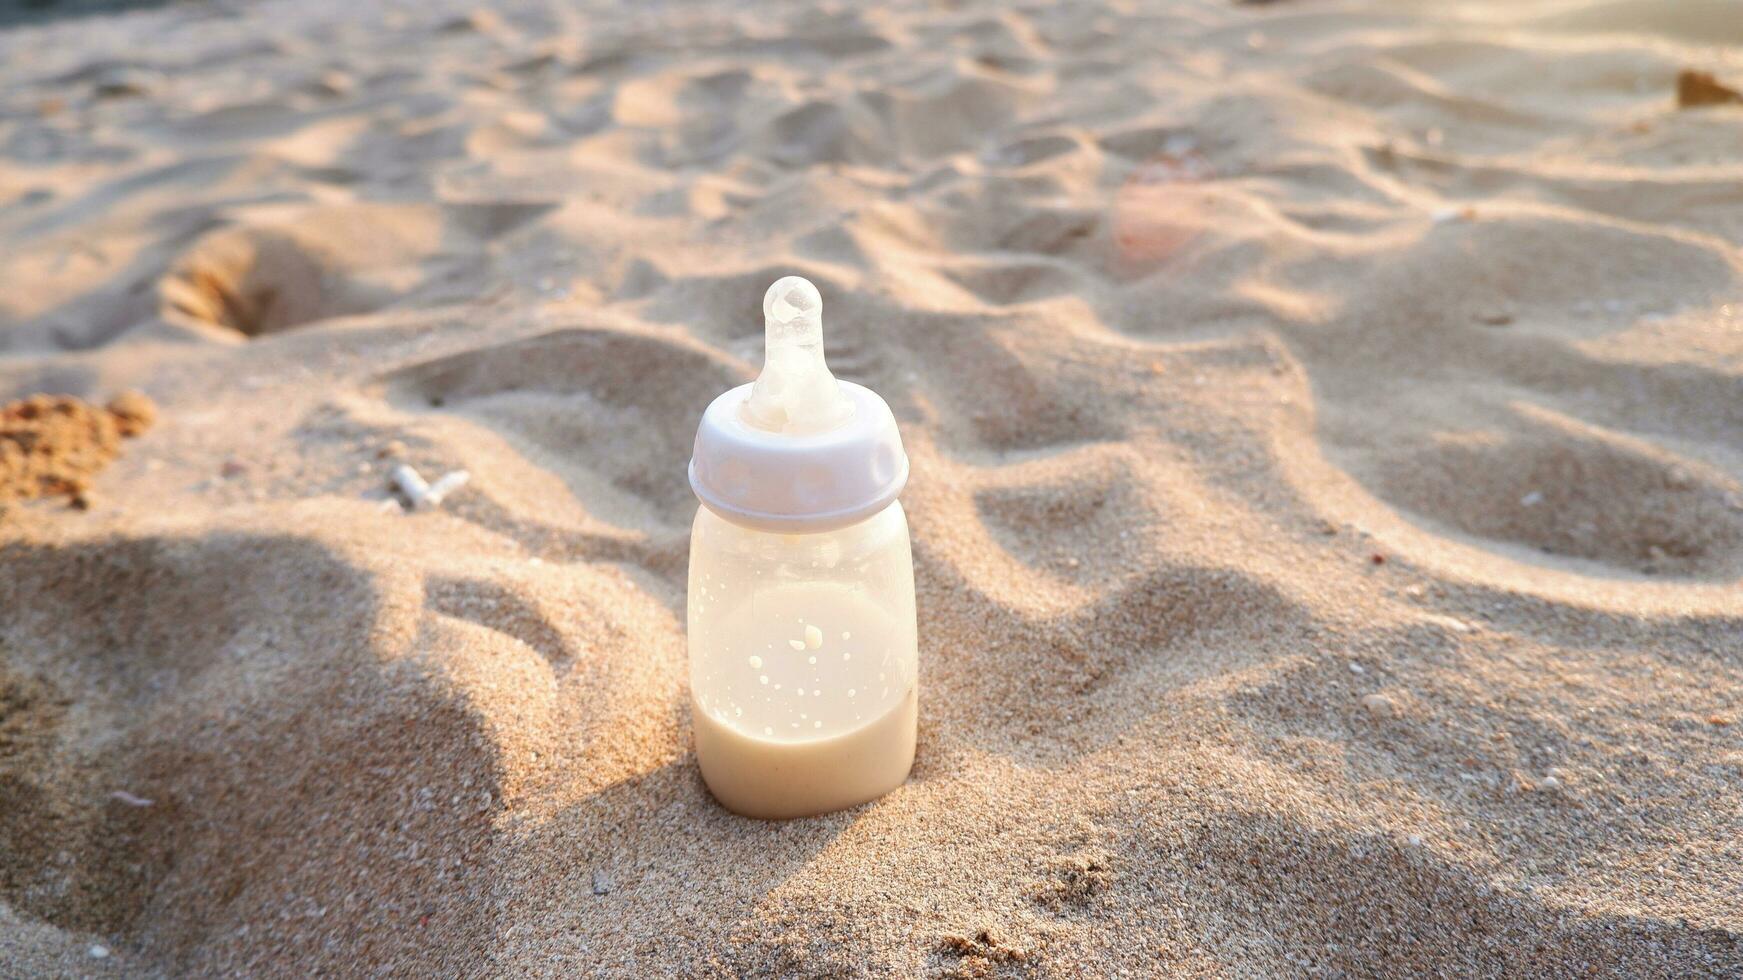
left=1, top=0, right=1740, bottom=975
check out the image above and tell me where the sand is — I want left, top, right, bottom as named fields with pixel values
left=0, top=0, right=1740, bottom=975
left=0, top=392, right=154, bottom=508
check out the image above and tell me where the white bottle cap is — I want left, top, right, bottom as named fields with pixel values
left=689, top=277, right=908, bottom=533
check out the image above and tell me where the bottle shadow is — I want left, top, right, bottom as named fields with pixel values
left=501, top=755, right=864, bottom=972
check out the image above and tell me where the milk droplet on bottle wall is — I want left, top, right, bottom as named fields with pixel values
left=687, top=276, right=917, bottom=819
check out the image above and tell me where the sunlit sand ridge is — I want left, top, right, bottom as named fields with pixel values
left=0, top=0, right=1739, bottom=974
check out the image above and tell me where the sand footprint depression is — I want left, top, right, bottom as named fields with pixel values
left=160, top=202, right=553, bottom=336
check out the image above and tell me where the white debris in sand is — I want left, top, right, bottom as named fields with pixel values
left=427, top=470, right=471, bottom=503
left=109, top=790, right=153, bottom=807
left=1520, top=490, right=1544, bottom=507
left=391, top=463, right=429, bottom=500
left=88, top=945, right=110, bottom=959
left=390, top=463, right=471, bottom=511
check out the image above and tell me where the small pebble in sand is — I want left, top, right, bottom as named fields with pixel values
left=440, top=9, right=503, bottom=34
left=88, top=945, right=109, bottom=959
left=1520, top=491, right=1544, bottom=507
left=1348, top=662, right=1365, bottom=675
left=1425, top=614, right=1474, bottom=634
left=1362, top=693, right=1398, bottom=719
left=93, top=65, right=156, bottom=99
left=1665, top=467, right=1693, bottom=490
left=590, top=870, right=613, bottom=896
left=1370, top=553, right=1386, bottom=565
left=1538, top=767, right=1575, bottom=793
left=106, top=392, right=156, bottom=434
left=311, top=70, right=356, bottom=98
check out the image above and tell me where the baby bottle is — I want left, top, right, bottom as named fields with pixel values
left=686, top=276, right=917, bottom=819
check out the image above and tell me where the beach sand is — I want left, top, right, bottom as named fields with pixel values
left=1, top=0, right=1740, bottom=975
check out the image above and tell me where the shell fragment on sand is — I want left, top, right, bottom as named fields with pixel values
left=388, top=463, right=471, bottom=511
left=1362, top=693, right=1399, bottom=719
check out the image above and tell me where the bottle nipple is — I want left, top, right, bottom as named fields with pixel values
left=743, top=276, right=854, bottom=435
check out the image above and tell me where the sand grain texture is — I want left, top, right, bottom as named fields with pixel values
left=0, top=0, right=1740, bottom=976
left=0, top=392, right=153, bottom=507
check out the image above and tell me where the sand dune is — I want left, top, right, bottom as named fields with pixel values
left=1, top=0, right=1740, bottom=975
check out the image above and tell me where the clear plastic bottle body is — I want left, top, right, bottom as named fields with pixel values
left=687, top=501, right=917, bottom=819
